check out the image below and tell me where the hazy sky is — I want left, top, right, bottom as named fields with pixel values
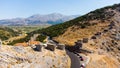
left=0, top=0, right=120, bottom=19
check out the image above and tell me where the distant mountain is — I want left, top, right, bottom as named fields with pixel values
left=0, top=13, right=79, bottom=26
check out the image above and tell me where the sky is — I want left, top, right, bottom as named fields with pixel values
left=0, top=0, right=120, bottom=19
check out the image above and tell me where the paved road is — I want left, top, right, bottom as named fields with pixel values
left=79, top=54, right=90, bottom=67
left=66, top=50, right=80, bottom=68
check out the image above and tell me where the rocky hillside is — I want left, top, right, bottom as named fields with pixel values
left=0, top=45, right=70, bottom=68
left=11, top=3, right=120, bottom=68
left=53, top=4, right=120, bottom=68
left=8, top=4, right=120, bottom=68
left=53, top=4, right=120, bottom=45
left=0, top=13, right=79, bottom=26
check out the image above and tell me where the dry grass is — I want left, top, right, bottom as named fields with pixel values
left=86, top=54, right=120, bottom=68
left=54, top=21, right=109, bottom=46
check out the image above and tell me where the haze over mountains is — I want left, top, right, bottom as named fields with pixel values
left=0, top=13, right=79, bottom=26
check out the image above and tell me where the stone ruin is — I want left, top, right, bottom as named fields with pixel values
left=65, top=40, right=83, bottom=52
left=45, top=43, right=56, bottom=51
left=30, top=41, right=66, bottom=52
left=75, top=40, right=82, bottom=48
left=57, top=43, right=65, bottom=50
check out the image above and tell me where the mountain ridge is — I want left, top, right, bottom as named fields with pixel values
left=0, top=13, right=79, bottom=26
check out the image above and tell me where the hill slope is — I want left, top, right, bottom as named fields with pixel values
left=0, top=27, right=20, bottom=40
left=38, top=4, right=120, bottom=44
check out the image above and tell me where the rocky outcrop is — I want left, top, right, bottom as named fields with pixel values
left=0, top=45, right=71, bottom=68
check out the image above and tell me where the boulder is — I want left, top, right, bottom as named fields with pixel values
left=103, top=29, right=108, bottom=33
left=91, top=36, right=97, bottom=39
left=95, top=32, right=101, bottom=36
left=109, top=21, right=115, bottom=27
left=115, top=33, right=120, bottom=40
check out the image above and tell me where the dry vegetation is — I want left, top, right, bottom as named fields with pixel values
left=54, top=21, right=109, bottom=46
